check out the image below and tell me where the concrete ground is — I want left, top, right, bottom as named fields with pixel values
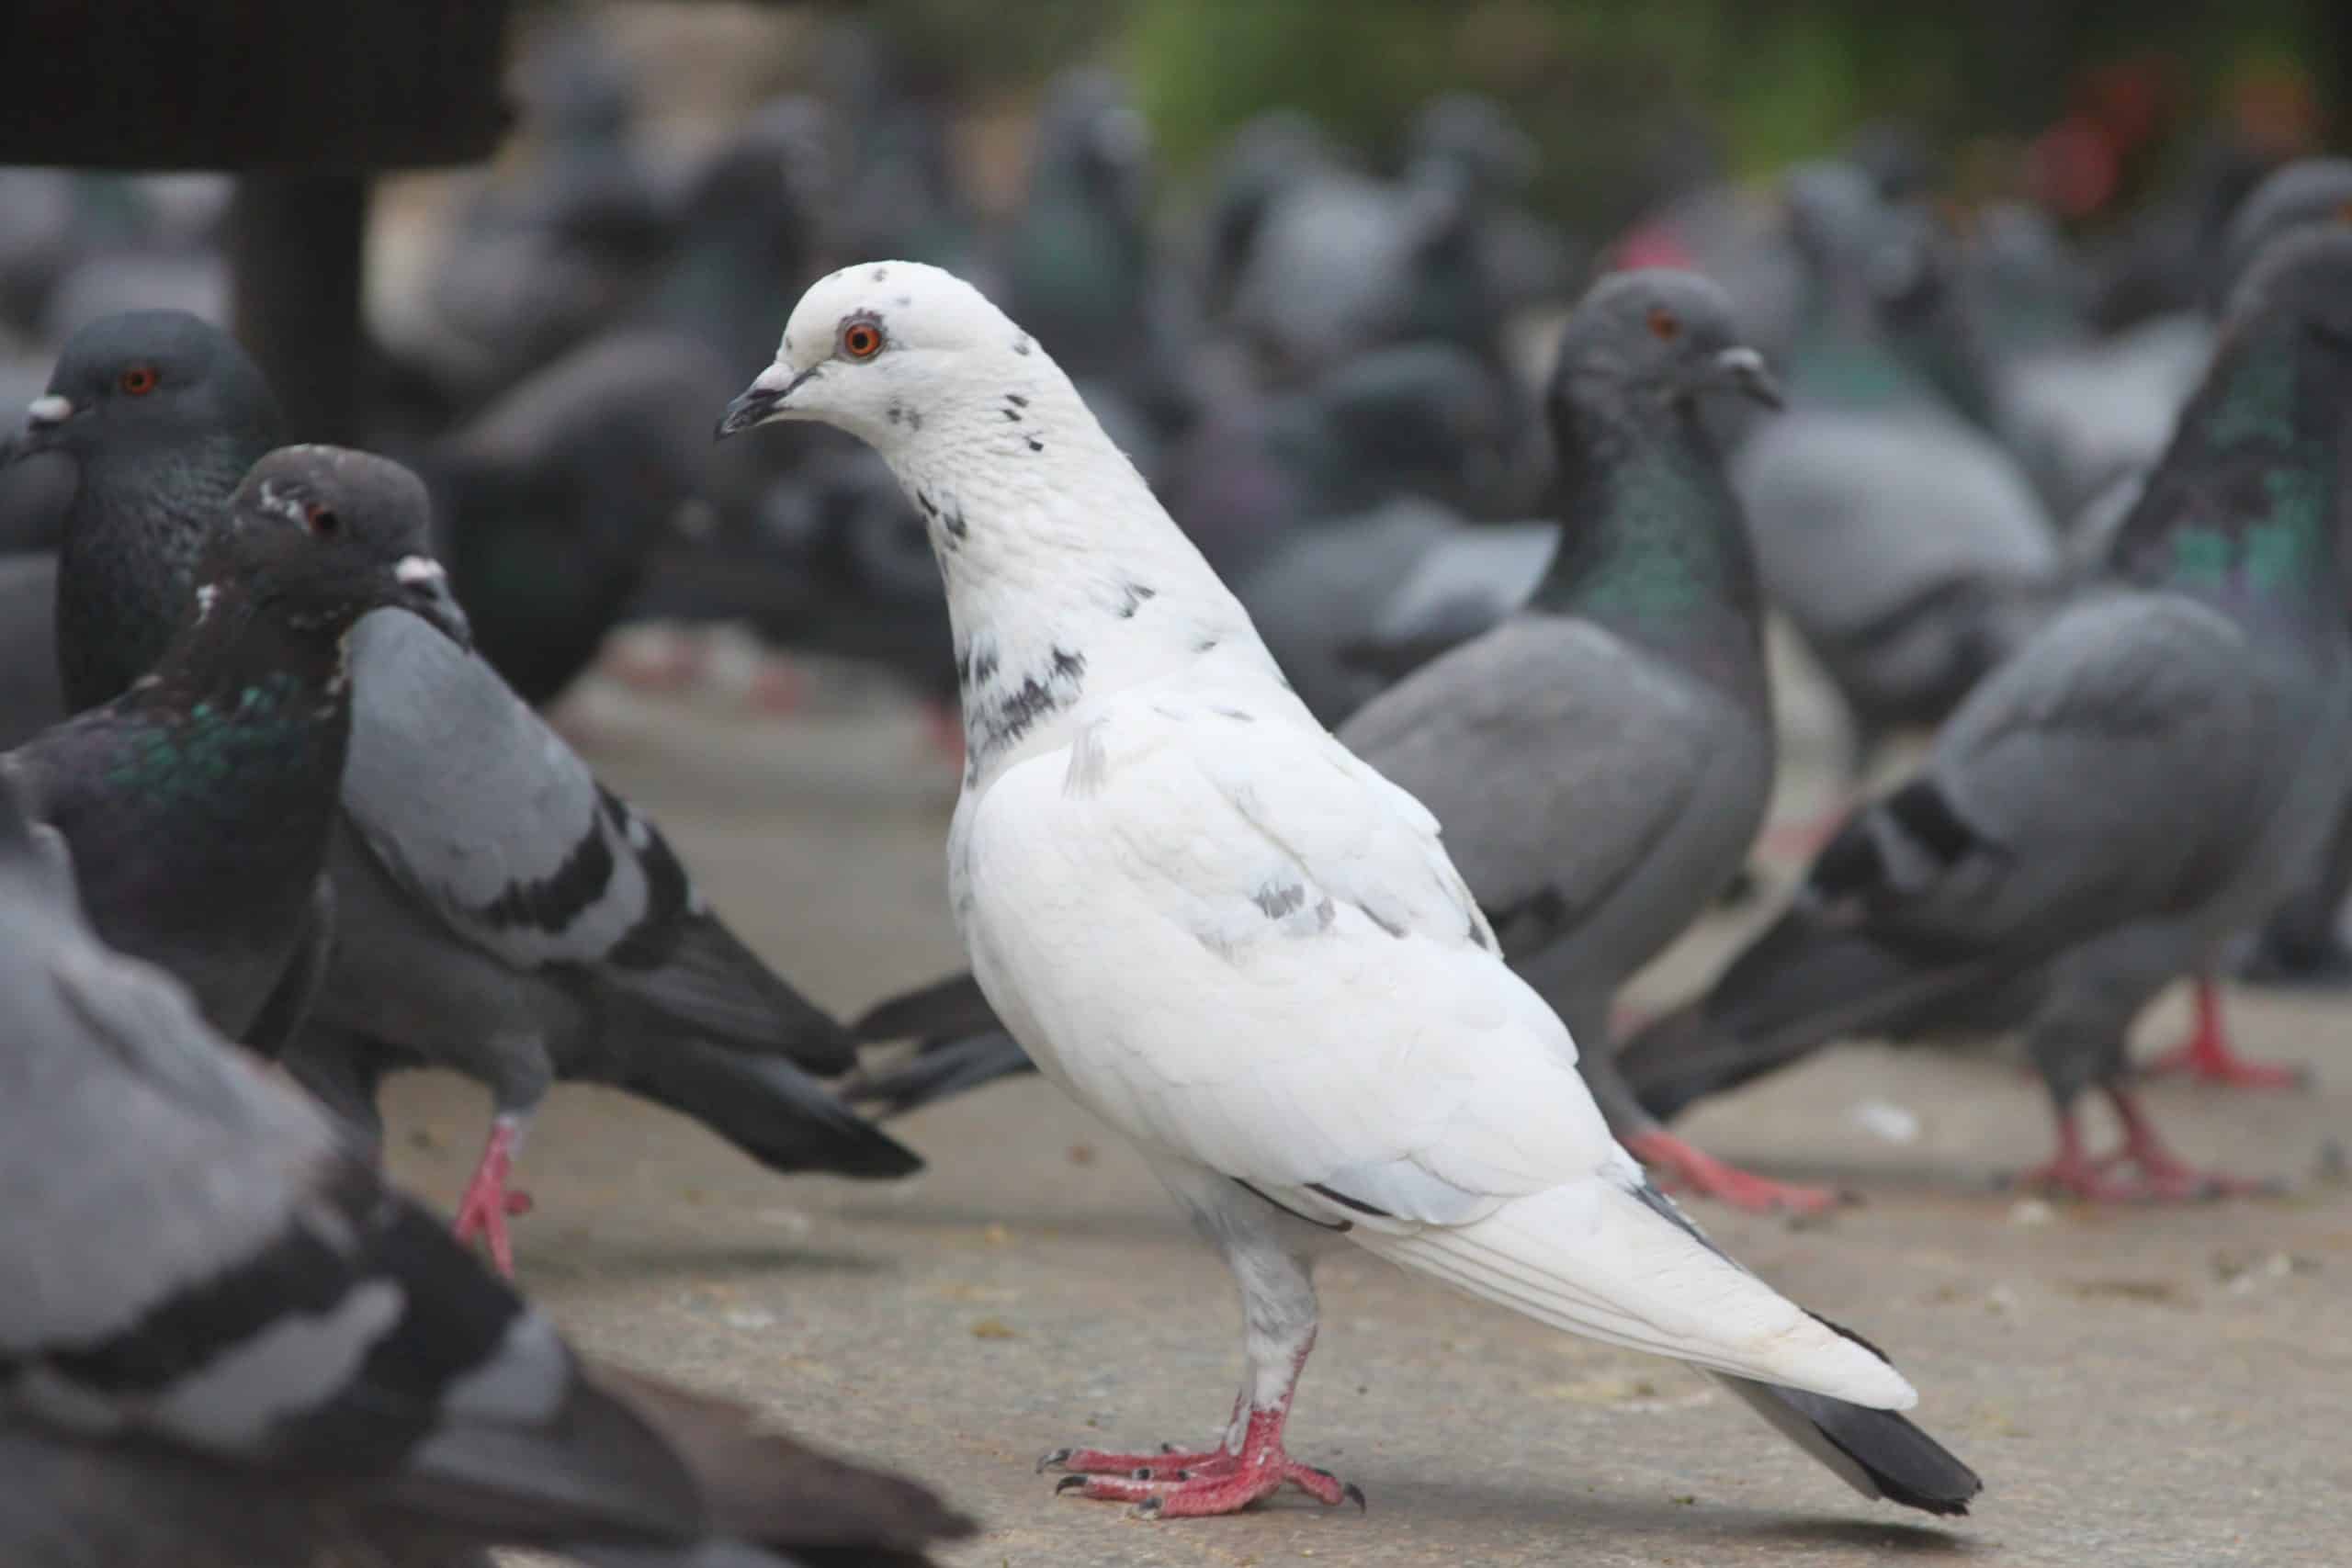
left=397, top=677, right=2352, bottom=1568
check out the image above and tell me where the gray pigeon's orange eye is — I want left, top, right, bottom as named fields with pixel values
left=841, top=321, right=884, bottom=360
left=1646, top=308, right=1680, bottom=341
left=118, top=365, right=159, bottom=396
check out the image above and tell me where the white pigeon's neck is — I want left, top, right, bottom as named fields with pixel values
left=868, top=359, right=1281, bottom=786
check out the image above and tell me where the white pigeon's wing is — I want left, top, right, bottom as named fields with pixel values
left=962, top=685, right=1912, bottom=1404
left=964, top=681, right=1591, bottom=1219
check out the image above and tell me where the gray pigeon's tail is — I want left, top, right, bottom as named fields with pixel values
left=854, top=970, right=1000, bottom=1043
left=1715, top=1375, right=1983, bottom=1517
left=844, top=1031, right=1035, bottom=1119
left=845, top=972, right=1034, bottom=1118
left=608, top=915, right=861, bottom=1076
left=618, top=1040, right=921, bottom=1179
left=1618, top=904, right=1989, bottom=1122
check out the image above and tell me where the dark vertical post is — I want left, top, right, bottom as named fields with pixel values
left=227, top=175, right=371, bottom=446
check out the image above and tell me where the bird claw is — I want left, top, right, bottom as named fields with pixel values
left=1054, top=1474, right=1089, bottom=1495
left=1035, top=1448, right=1072, bottom=1473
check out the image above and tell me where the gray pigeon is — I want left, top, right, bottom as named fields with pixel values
left=0, top=777, right=972, bottom=1568
left=1337, top=270, right=1822, bottom=1213
left=5, top=447, right=463, bottom=1056
left=2062, top=160, right=2352, bottom=1003
left=845, top=274, right=1826, bottom=1217
left=37, top=310, right=913, bottom=1275
left=1621, top=226, right=2352, bottom=1200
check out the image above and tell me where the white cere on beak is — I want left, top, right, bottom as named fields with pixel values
left=26, top=394, right=72, bottom=425
left=394, top=556, right=447, bottom=586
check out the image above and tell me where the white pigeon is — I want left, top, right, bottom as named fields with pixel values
left=718, top=262, right=1981, bottom=1521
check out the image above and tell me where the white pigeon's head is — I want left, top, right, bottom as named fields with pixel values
left=716, top=261, right=1047, bottom=449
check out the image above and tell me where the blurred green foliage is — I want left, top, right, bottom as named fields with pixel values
left=845, top=0, right=2338, bottom=227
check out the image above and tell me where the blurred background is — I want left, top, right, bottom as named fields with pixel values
left=1, top=0, right=2347, bottom=825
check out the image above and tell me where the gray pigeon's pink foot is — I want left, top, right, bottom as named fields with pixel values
left=451, top=1114, right=533, bottom=1276
left=2143, top=979, right=2309, bottom=1090
left=1624, top=1130, right=1846, bottom=1215
left=2013, top=1092, right=2277, bottom=1203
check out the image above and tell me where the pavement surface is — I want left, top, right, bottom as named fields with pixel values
left=392, top=675, right=2352, bottom=1568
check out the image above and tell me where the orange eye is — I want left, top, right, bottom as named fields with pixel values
left=304, top=502, right=339, bottom=536
left=841, top=321, right=884, bottom=360
left=118, top=365, right=159, bottom=396
left=1645, top=308, right=1680, bottom=341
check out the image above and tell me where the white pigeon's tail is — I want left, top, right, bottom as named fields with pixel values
left=1351, top=1172, right=1916, bottom=1408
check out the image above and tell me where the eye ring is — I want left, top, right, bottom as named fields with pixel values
left=304, top=502, right=339, bottom=536
left=839, top=319, right=885, bottom=361
left=1645, top=308, right=1680, bottom=342
left=118, top=365, right=160, bottom=396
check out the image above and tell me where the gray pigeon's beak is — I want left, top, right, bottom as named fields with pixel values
left=716, top=363, right=816, bottom=441
left=392, top=554, right=473, bottom=650
left=1707, top=345, right=1783, bottom=411
left=16, top=393, right=75, bottom=456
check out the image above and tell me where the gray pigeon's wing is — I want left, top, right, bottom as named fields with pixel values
left=1340, top=615, right=1722, bottom=953
left=340, top=610, right=851, bottom=1068
left=1818, top=592, right=2275, bottom=949
left=240, top=874, right=334, bottom=1058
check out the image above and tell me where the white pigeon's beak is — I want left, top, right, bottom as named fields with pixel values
left=715, top=361, right=820, bottom=441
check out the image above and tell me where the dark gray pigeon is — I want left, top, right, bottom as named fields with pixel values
left=26, top=310, right=288, bottom=713
left=846, top=274, right=1828, bottom=1220
left=1621, top=225, right=2352, bottom=1200
left=0, top=777, right=972, bottom=1568
left=40, top=311, right=914, bottom=1275
left=5, top=446, right=463, bottom=1057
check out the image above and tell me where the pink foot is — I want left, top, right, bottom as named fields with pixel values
left=603, top=628, right=707, bottom=694
left=2143, top=979, right=2308, bottom=1090
left=1046, top=1408, right=1363, bottom=1518
left=748, top=657, right=806, bottom=716
left=921, top=700, right=965, bottom=768
left=451, top=1115, right=533, bottom=1276
left=1624, top=1129, right=1846, bottom=1215
left=2011, top=1090, right=2276, bottom=1203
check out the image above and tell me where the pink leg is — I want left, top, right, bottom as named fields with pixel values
left=602, top=626, right=707, bottom=694
left=2143, top=978, right=2308, bottom=1089
left=2013, top=1089, right=2274, bottom=1202
left=748, top=656, right=807, bottom=716
left=1043, top=1337, right=1363, bottom=1517
left=1623, top=1129, right=1845, bottom=1215
left=1759, top=803, right=1851, bottom=862
left=451, top=1112, right=536, bottom=1277
left=921, top=700, right=966, bottom=767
